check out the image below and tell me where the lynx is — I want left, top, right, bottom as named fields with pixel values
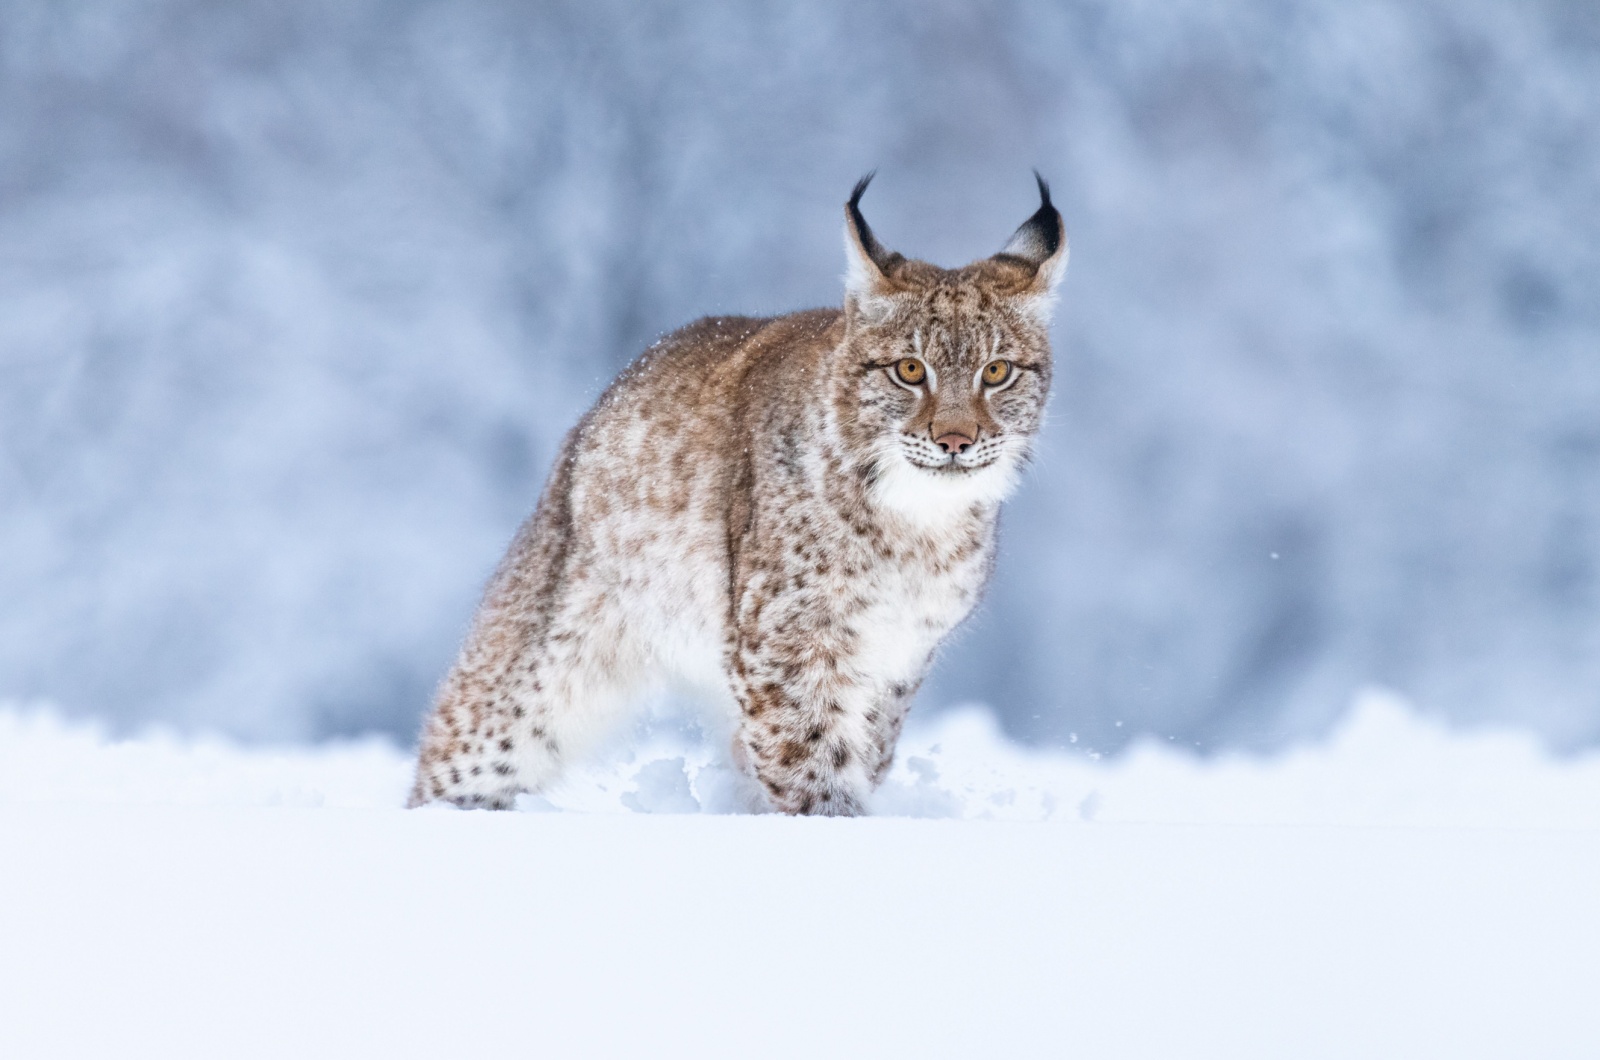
left=410, top=174, right=1067, bottom=815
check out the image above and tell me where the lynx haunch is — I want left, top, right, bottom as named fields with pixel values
left=411, top=174, right=1067, bottom=815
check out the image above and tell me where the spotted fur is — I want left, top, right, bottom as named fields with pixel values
left=409, top=175, right=1068, bottom=814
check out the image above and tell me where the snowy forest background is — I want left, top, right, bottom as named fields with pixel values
left=2, top=0, right=1598, bottom=755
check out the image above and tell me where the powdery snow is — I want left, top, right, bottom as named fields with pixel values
left=2, top=692, right=1598, bottom=1058
left=5, top=689, right=1600, bottom=827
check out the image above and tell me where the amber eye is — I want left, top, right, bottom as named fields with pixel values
left=894, top=358, right=927, bottom=385
left=981, top=359, right=1012, bottom=386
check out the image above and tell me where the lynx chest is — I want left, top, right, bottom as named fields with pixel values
left=816, top=519, right=995, bottom=689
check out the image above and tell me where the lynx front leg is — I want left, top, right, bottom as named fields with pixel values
left=732, top=645, right=903, bottom=816
left=735, top=692, right=870, bottom=815
left=867, top=681, right=919, bottom=786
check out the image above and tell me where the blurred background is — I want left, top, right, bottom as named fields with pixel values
left=2, top=1, right=1598, bottom=754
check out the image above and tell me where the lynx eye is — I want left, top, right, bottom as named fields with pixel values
left=981, top=359, right=1012, bottom=386
left=894, top=358, right=927, bottom=386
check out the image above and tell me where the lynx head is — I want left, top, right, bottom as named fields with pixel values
left=836, top=173, right=1067, bottom=526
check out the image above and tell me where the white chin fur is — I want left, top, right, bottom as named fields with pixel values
left=870, top=449, right=1022, bottom=528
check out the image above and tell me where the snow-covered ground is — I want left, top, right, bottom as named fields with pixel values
left=3, top=691, right=1598, bottom=1058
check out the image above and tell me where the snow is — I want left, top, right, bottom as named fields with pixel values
left=8, top=689, right=1600, bottom=827
left=3, top=692, right=1599, bottom=1058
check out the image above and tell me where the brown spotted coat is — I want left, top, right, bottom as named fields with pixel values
left=410, top=176, right=1067, bottom=814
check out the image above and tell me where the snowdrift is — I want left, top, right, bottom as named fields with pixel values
left=5, top=689, right=1600, bottom=827
left=2, top=692, right=1597, bottom=1059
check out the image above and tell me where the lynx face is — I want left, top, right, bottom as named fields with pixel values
left=836, top=175, right=1067, bottom=525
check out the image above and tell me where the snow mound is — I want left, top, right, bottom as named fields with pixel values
left=4, top=693, right=1599, bottom=1059
left=5, top=689, right=1598, bottom=826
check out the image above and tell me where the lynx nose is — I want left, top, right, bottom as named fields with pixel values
left=934, top=432, right=975, bottom=455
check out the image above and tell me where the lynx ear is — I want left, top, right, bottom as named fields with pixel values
left=842, top=172, right=900, bottom=323
left=996, top=171, right=1069, bottom=325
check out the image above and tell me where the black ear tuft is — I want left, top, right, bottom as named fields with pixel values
left=849, top=171, right=876, bottom=214
left=1030, top=170, right=1060, bottom=258
left=999, top=171, right=1064, bottom=265
left=846, top=171, right=894, bottom=273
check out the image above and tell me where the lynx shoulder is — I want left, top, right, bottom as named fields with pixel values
left=410, top=175, right=1068, bottom=815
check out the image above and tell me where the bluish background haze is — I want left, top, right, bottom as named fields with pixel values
left=3, top=1, right=1598, bottom=752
